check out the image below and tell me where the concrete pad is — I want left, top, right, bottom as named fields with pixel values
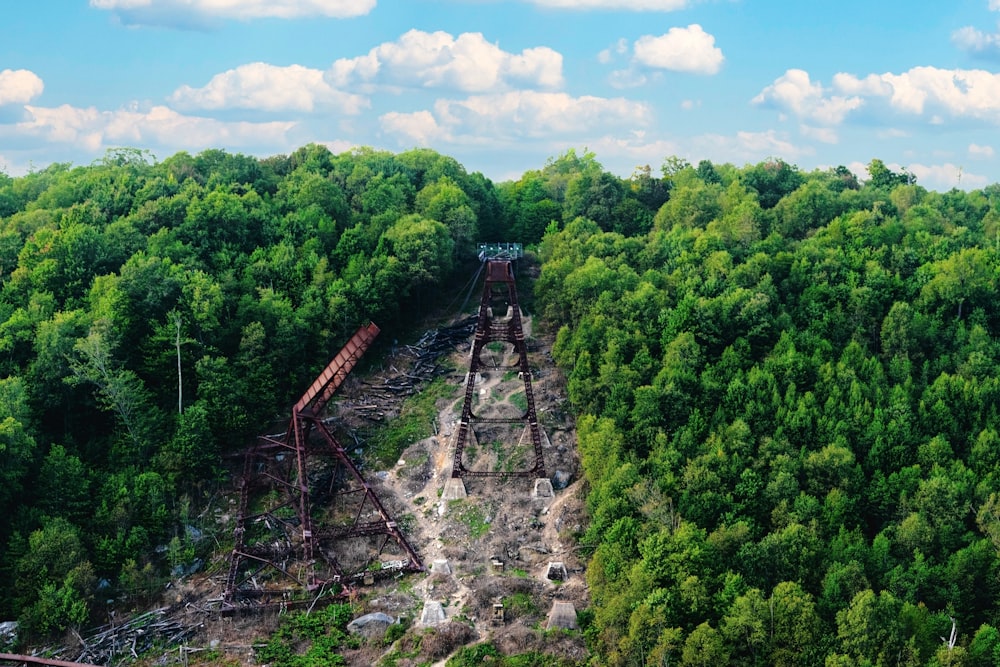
left=419, top=600, right=446, bottom=626
left=431, top=559, right=452, bottom=575
left=442, top=477, right=468, bottom=500
left=532, top=478, right=554, bottom=498
left=546, top=601, right=578, bottom=630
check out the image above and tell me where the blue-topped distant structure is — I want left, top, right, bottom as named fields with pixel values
left=478, top=242, right=523, bottom=261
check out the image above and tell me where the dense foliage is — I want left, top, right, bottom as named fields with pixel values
left=6, top=142, right=1000, bottom=666
left=0, top=144, right=511, bottom=638
left=0, top=145, right=667, bottom=643
left=536, top=161, right=1000, bottom=665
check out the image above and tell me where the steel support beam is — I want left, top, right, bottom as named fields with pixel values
left=451, top=259, right=547, bottom=479
left=224, top=324, right=423, bottom=606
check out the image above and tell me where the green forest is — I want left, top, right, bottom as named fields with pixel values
left=2, top=144, right=1000, bottom=666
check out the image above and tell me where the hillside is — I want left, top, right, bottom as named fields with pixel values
left=89, top=308, right=588, bottom=667
left=5, top=145, right=1000, bottom=666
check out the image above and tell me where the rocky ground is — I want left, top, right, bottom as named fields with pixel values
left=121, top=310, right=588, bottom=667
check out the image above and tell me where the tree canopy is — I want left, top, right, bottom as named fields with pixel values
left=4, top=145, right=1000, bottom=667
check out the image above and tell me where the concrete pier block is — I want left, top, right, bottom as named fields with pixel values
left=419, top=600, right=446, bottom=626
left=532, top=478, right=554, bottom=498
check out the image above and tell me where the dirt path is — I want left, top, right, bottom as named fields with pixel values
left=364, top=312, right=589, bottom=665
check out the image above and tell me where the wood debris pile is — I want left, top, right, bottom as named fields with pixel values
left=351, top=317, right=477, bottom=414
left=52, top=609, right=199, bottom=667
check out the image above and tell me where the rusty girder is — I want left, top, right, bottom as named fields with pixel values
left=451, top=259, right=547, bottom=479
left=224, top=324, right=423, bottom=606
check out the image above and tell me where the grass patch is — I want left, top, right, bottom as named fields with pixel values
left=367, top=377, right=453, bottom=467
left=503, top=592, right=539, bottom=618
left=509, top=391, right=528, bottom=413
left=255, top=603, right=357, bottom=667
left=447, top=499, right=491, bottom=539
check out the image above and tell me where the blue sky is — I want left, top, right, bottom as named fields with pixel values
left=2, top=0, right=1000, bottom=191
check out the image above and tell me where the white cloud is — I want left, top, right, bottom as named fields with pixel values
left=585, top=133, right=681, bottom=170
left=380, top=110, right=446, bottom=145
left=735, top=130, right=805, bottom=158
left=597, top=38, right=629, bottom=65
left=169, top=63, right=368, bottom=113
left=527, top=0, right=690, bottom=9
left=16, top=103, right=294, bottom=152
left=753, top=69, right=863, bottom=125
left=380, top=90, right=650, bottom=145
left=952, top=0, right=1000, bottom=56
left=969, top=143, right=995, bottom=158
left=608, top=69, right=649, bottom=89
left=686, top=130, right=813, bottom=165
left=0, top=154, right=27, bottom=177
left=951, top=26, right=1000, bottom=55
left=329, top=30, right=563, bottom=93
left=799, top=124, right=838, bottom=144
left=0, top=69, right=44, bottom=106
left=90, top=0, right=376, bottom=24
left=633, top=25, right=723, bottom=75
left=907, top=162, right=988, bottom=190
left=834, top=66, right=1000, bottom=121
left=876, top=128, right=909, bottom=139
left=316, top=139, right=359, bottom=155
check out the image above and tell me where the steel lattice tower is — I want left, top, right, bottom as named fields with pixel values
left=451, top=252, right=547, bottom=480
left=224, top=324, right=422, bottom=606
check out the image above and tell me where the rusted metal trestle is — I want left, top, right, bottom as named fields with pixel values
left=451, top=254, right=547, bottom=479
left=224, top=323, right=423, bottom=606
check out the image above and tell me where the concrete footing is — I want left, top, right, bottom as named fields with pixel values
left=419, top=601, right=446, bottom=626
left=532, top=478, right=554, bottom=498
left=546, top=561, right=568, bottom=581
left=442, top=477, right=468, bottom=500
left=430, top=559, right=452, bottom=575
left=547, top=601, right=578, bottom=630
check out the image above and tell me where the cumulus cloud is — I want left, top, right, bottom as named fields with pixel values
left=686, top=130, right=813, bottom=165
left=735, top=130, right=806, bottom=158
left=169, top=63, right=368, bottom=113
left=757, top=66, right=1000, bottom=143
left=799, top=124, right=838, bottom=144
left=585, top=132, right=681, bottom=168
left=952, top=26, right=1000, bottom=56
left=16, top=103, right=294, bottom=152
left=753, top=69, right=864, bottom=126
left=969, top=143, right=995, bottom=158
left=834, top=66, right=1000, bottom=121
left=527, top=0, right=690, bottom=9
left=380, top=110, right=446, bottom=145
left=608, top=69, right=649, bottom=89
left=0, top=69, right=44, bottom=106
left=329, top=30, right=563, bottom=93
left=380, top=90, right=650, bottom=145
left=952, top=1, right=1000, bottom=57
left=876, top=128, right=909, bottom=139
left=632, top=25, right=724, bottom=74
left=907, top=162, right=988, bottom=190
left=90, top=0, right=376, bottom=25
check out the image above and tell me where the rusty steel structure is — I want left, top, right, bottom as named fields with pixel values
left=451, top=248, right=547, bottom=479
left=224, top=323, right=422, bottom=605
